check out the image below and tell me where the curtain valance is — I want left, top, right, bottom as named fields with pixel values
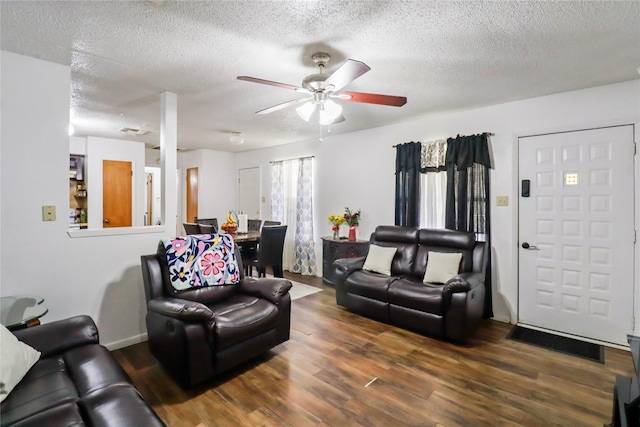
left=421, top=139, right=447, bottom=172
left=446, top=133, right=492, bottom=170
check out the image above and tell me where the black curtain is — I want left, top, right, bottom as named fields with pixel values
left=395, top=142, right=422, bottom=227
left=445, top=134, right=493, bottom=318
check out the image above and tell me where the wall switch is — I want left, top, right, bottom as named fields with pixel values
left=262, top=196, right=266, bottom=203
left=42, top=205, right=56, bottom=221
left=496, top=196, right=509, bottom=207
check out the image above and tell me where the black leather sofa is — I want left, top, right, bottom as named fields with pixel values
left=141, top=242, right=292, bottom=387
left=0, top=315, right=165, bottom=427
left=334, top=226, right=487, bottom=341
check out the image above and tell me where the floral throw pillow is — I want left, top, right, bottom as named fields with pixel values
left=161, top=234, right=240, bottom=291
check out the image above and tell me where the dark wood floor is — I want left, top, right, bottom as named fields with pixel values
left=113, top=272, right=635, bottom=426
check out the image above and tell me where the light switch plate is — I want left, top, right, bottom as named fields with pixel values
left=42, top=205, right=56, bottom=221
left=496, top=196, right=509, bottom=207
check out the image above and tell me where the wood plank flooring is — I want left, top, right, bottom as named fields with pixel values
left=112, top=272, right=635, bottom=426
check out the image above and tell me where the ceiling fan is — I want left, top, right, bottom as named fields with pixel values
left=237, top=53, right=407, bottom=126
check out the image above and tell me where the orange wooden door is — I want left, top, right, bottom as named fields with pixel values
left=146, top=173, right=153, bottom=226
left=103, top=160, right=132, bottom=228
left=186, top=167, right=198, bottom=223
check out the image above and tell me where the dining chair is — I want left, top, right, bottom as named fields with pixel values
left=246, top=225, right=288, bottom=278
left=262, top=220, right=281, bottom=227
left=183, top=222, right=200, bottom=235
left=195, top=217, right=218, bottom=233
left=197, top=223, right=216, bottom=234
left=247, top=219, right=262, bottom=231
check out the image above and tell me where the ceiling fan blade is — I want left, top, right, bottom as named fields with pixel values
left=332, top=113, right=346, bottom=124
left=256, top=97, right=311, bottom=115
left=324, top=59, right=371, bottom=91
left=237, top=76, right=310, bottom=93
left=340, top=91, right=407, bottom=107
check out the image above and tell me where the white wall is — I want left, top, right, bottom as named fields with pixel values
left=86, top=136, right=146, bottom=228
left=236, top=79, right=640, bottom=330
left=1, top=51, right=172, bottom=349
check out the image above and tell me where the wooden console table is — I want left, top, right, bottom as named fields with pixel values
left=321, top=237, right=369, bottom=286
left=611, top=334, right=639, bottom=426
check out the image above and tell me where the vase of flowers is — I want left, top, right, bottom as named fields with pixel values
left=328, top=214, right=345, bottom=239
left=344, top=207, right=361, bottom=241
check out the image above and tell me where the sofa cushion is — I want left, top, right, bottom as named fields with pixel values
left=0, top=358, right=78, bottom=426
left=423, top=252, right=462, bottom=284
left=211, top=295, right=279, bottom=350
left=345, top=270, right=397, bottom=302
left=363, top=245, right=397, bottom=276
left=388, top=278, right=445, bottom=315
left=412, top=229, right=475, bottom=277
left=0, top=325, right=41, bottom=403
left=371, top=226, right=419, bottom=276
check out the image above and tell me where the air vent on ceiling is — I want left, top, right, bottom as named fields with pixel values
left=119, top=127, right=150, bottom=136
left=150, top=145, right=186, bottom=151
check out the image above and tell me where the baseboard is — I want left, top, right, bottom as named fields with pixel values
left=104, top=332, right=148, bottom=351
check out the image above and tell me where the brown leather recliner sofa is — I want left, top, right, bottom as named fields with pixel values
left=334, top=226, right=487, bottom=341
left=0, top=315, right=165, bottom=427
left=141, top=243, right=292, bottom=388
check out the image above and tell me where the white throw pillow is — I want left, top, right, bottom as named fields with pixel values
left=0, top=324, right=41, bottom=402
left=363, top=245, right=397, bottom=276
left=423, top=251, right=462, bottom=284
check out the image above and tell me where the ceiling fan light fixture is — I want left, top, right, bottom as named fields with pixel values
left=318, top=100, right=342, bottom=125
left=230, top=132, right=244, bottom=145
left=296, top=102, right=316, bottom=122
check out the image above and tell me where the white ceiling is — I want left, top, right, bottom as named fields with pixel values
left=2, top=1, right=639, bottom=152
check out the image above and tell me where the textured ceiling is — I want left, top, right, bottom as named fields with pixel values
left=2, top=1, right=639, bottom=152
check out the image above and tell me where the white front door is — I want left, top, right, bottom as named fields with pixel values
left=518, top=125, right=635, bottom=346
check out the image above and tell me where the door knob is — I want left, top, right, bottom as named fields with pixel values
left=521, top=242, right=538, bottom=250
left=104, top=218, right=110, bottom=224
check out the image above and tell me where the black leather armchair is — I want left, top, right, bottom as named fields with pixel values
left=141, top=242, right=292, bottom=387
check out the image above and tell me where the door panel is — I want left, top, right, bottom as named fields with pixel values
left=238, top=167, right=261, bottom=218
left=186, top=167, right=198, bottom=223
left=103, top=160, right=132, bottom=228
left=518, top=126, right=634, bottom=345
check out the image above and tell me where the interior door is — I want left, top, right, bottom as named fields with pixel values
left=103, top=160, right=132, bottom=228
left=146, top=173, right=153, bottom=226
left=186, top=167, right=198, bottom=223
left=238, top=167, right=261, bottom=218
left=518, top=125, right=635, bottom=345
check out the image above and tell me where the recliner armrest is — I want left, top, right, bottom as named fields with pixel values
left=443, top=272, right=484, bottom=294
left=147, top=297, right=215, bottom=323
left=334, top=256, right=366, bottom=274
left=13, top=314, right=99, bottom=357
left=239, top=277, right=292, bottom=304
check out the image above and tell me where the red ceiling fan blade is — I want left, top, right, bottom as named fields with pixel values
left=324, top=59, right=370, bottom=91
left=237, top=76, right=310, bottom=93
left=256, top=97, right=312, bottom=115
left=340, top=91, right=407, bottom=107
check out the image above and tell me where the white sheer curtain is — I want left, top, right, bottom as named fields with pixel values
left=420, top=172, right=447, bottom=228
left=270, top=157, right=317, bottom=275
left=419, top=139, right=447, bottom=229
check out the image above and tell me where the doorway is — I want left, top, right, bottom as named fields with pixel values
left=186, top=167, right=198, bottom=223
left=238, top=167, right=261, bottom=218
left=518, top=125, right=635, bottom=346
left=103, top=160, right=132, bottom=228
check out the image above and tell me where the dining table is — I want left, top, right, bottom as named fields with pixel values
left=224, top=230, right=261, bottom=244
